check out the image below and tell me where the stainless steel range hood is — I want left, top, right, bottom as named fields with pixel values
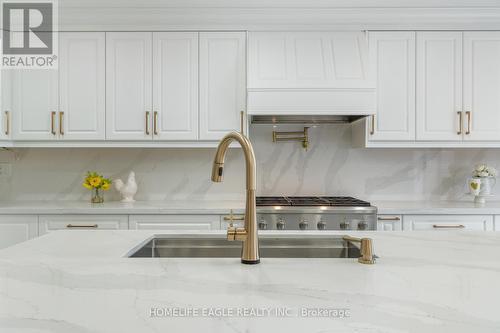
left=247, top=32, right=376, bottom=122
left=251, top=115, right=367, bottom=125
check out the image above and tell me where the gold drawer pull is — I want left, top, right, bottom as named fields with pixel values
left=369, top=115, right=375, bottom=135
left=223, top=215, right=245, bottom=221
left=153, top=111, right=158, bottom=135
left=4, top=111, right=9, bottom=135
left=377, top=216, right=401, bottom=221
left=51, top=111, right=56, bottom=135
left=457, top=111, right=462, bottom=135
left=433, top=224, right=465, bottom=229
left=66, top=224, right=98, bottom=229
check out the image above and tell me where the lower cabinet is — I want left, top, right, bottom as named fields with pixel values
left=129, top=215, right=221, bottom=230
left=0, top=215, right=38, bottom=249
left=403, top=215, right=494, bottom=231
left=377, top=215, right=402, bottom=231
left=38, top=215, right=129, bottom=235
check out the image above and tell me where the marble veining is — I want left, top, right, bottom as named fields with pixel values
left=0, top=230, right=499, bottom=332
left=1, top=125, right=500, bottom=202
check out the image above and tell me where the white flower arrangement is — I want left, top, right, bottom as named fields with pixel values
left=472, top=164, right=498, bottom=178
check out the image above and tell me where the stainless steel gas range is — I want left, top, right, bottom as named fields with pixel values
left=255, top=196, right=377, bottom=231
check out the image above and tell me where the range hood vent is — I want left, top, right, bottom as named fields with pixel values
left=251, top=115, right=367, bottom=125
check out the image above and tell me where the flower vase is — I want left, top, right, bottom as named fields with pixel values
left=91, top=188, right=104, bottom=204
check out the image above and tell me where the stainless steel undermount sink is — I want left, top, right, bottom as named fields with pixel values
left=127, top=235, right=362, bottom=259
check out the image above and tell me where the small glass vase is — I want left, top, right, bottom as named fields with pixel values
left=91, top=188, right=104, bottom=204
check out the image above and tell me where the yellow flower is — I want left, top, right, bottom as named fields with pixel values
left=101, top=182, right=110, bottom=191
left=82, top=182, right=92, bottom=190
left=89, top=176, right=102, bottom=187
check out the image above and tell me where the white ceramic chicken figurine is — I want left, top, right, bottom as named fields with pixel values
left=113, top=171, right=138, bottom=203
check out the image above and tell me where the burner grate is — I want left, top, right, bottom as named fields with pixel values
left=256, top=196, right=371, bottom=207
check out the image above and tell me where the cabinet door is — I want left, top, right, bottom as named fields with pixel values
left=106, top=32, right=153, bottom=141
left=416, top=32, right=463, bottom=141
left=38, top=215, right=128, bottom=235
left=11, top=69, right=58, bottom=140
left=376, top=215, right=403, bottom=231
left=0, top=70, right=11, bottom=141
left=199, top=32, right=246, bottom=140
left=153, top=32, right=198, bottom=140
left=463, top=32, right=500, bottom=141
left=59, top=32, right=105, bottom=140
left=129, top=215, right=220, bottom=231
left=368, top=32, right=415, bottom=141
left=403, top=215, right=493, bottom=231
left=0, top=215, right=38, bottom=249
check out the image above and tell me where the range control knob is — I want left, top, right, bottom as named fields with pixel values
left=358, top=221, right=368, bottom=230
left=317, top=219, right=326, bottom=230
left=340, top=219, right=350, bottom=230
left=299, top=219, right=309, bottom=230
left=258, top=218, right=268, bottom=230
left=276, top=217, right=286, bottom=230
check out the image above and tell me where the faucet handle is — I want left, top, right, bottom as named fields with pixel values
left=223, top=209, right=245, bottom=227
left=227, top=227, right=247, bottom=241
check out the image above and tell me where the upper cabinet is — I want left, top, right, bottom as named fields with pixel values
left=199, top=32, right=246, bottom=140
left=8, top=32, right=105, bottom=141
left=463, top=32, right=500, bottom=141
left=106, top=32, right=153, bottom=141
left=59, top=32, right=106, bottom=140
left=357, top=30, right=500, bottom=148
left=0, top=71, right=12, bottom=141
left=368, top=32, right=415, bottom=141
left=153, top=32, right=199, bottom=140
left=416, top=32, right=463, bottom=141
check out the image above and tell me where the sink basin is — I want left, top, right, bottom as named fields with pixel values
left=127, top=235, right=361, bottom=258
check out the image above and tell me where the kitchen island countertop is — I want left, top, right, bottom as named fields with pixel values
left=0, top=230, right=499, bottom=333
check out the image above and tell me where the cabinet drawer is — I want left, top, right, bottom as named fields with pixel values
left=403, top=215, right=493, bottom=231
left=39, top=215, right=128, bottom=235
left=0, top=215, right=38, bottom=249
left=377, top=215, right=402, bottom=231
left=129, top=215, right=220, bottom=231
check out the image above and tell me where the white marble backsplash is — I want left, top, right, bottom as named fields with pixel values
left=0, top=124, right=498, bottom=202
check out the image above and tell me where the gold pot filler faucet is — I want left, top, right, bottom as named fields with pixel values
left=211, top=131, right=260, bottom=264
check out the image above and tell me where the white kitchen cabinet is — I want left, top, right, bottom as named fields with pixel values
left=377, top=215, right=403, bottom=231
left=199, top=32, right=246, bottom=140
left=129, top=215, right=221, bottom=231
left=403, top=215, right=494, bottom=231
left=153, top=32, right=199, bottom=140
left=59, top=32, right=106, bottom=140
left=38, top=215, right=128, bottom=235
left=0, top=215, right=38, bottom=249
left=10, top=69, right=58, bottom=140
left=495, top=216, right=500, bottom=231
left=463, top=32, right=500, bottom=141
left=368, top=32, right=415, bottom=141
left=106, top=32, right=153, bottom=141
left=416, top=32, right=463, bottom=141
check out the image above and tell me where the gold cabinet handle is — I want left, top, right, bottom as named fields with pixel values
left=145, top=111, right=150, bottom=135
left=4, top=111, right=9, bottom=135
left=240, top=110, right=245, bottom=135
left=457, top=111, right=463, bottom=135
left=369, top=115, right=375, bottom=135
left=377, top=216, right=401, bottom=221
left=51, top=111, right=56, bottom=135
left=59, top=112, right=64, bottom=135
left=66, top=224, right=98, bottom=229
left=432, top=224, right=465, bottom=229
left=465, top=111, right=471, bottom=135
left=153, top=111, right=158, bottom=135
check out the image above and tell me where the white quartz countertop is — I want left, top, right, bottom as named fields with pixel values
left=0, top=230, right=499, bottom=332
left=2, top=199, right=500, bottom=215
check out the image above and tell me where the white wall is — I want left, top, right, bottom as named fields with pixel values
left=0, top=124, right=497, bottom=202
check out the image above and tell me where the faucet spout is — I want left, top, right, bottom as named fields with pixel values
left=211, top=132, right=259, bottom=264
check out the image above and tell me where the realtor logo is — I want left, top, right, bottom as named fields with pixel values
left=1, top=0, right=58, bottom=69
